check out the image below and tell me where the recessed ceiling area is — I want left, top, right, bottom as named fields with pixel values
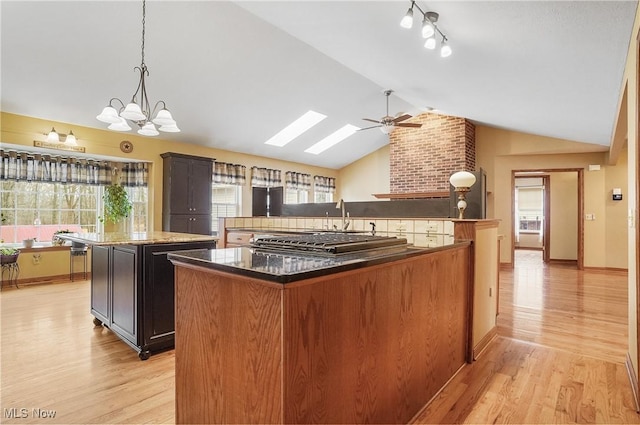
left=1, top=1, right=636, bottom=169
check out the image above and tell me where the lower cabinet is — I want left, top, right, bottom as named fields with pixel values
left=91, top=240, right=216, bottom=359
left=168, top=214, right=211, bottom=235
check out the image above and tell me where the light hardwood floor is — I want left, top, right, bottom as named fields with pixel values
left=1, top=250, right=638, bottom=424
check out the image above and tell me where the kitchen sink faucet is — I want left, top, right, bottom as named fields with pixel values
left=335, top=199, right=350, bottom=231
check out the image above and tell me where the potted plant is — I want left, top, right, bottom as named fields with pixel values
left=100, top=184, right=132, bottom=224
left=0, top=247, right=20, bottom=265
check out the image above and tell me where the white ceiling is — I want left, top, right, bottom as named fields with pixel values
left=1, top=1, right=636, bottom=169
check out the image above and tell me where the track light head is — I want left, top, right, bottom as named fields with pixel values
left=400, top=6, right=414, bottom=29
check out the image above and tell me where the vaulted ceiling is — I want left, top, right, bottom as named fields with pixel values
left=1, top=1, right=636, bottom=169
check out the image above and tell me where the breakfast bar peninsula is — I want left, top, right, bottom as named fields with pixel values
left=58, top=231, right=217, bottom=359
left=169, top=234, right=472, bottom=424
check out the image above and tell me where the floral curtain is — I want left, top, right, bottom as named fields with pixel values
left=213, top=161, right=246, bottom=186
left=0, top=149, right=148, bottom=187
left=285, top=171, right=311, bottom=190
left=251, top=166, right=282, bottom=188
left=314, top=175, right=336, bottom=193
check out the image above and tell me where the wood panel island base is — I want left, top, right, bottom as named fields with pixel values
left=170, top=242, right=472, bottom=424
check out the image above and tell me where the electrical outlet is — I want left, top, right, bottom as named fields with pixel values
left=32, top=253, right=41, bottom=265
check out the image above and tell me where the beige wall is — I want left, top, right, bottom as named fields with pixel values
left=1, top=112, right=338, bottom=227
left=619, top=2, right=640, bottom=387
left=549, top=172, right=578, bottom=261
left=337, top=145, right=389, bottom=201
left=341, top=123, right=627, bottom=269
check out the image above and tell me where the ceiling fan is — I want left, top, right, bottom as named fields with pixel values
left=360, top=90, right=422, bottom=134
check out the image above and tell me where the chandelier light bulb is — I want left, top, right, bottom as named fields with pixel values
left=120, top=102, right=146, bottom=121
left=96, top=106, right=121, bottom=124
left=400, top=7, right=414, bottom=29
left=46, top=128, right=59, bottom=143
left=108, top=117, right=132, bottom=132
left=152, top=108, right=176, bottom=126
left=424, top=36, right=436, bottom=50
left=159, top=123, right=181, bottom=133
left=138, top=122, right=159, bottom=137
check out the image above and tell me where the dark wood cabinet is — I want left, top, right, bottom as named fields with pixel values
left=162, top=152, right=214, bottom=235
left=91, top=240, right=217, bottom=359
left=252, top=186, right=283, bottom=217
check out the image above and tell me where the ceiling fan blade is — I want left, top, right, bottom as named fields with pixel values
left=362, top=118, right=382, bottom=124
left=357, top=124, right=383, bottom=131
left=392, top=114, right=412, bottom=123
left=395, top=123, right=422, bottom=128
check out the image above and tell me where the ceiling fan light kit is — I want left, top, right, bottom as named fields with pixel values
left=96, top=0, right=180, bottom=137
left=360, top=90, right=423, bottom=134
left=400, top=1, right=452, bottom=58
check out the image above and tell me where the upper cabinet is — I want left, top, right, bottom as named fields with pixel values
left=161, top=152, right=214, bottom=235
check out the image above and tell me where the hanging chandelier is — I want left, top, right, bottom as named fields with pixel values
left=96, top=0, right=179, bottom=136
left=400, top=1, right=452, bottom=58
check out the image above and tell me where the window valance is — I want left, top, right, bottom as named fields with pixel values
left=120, top=162, right=149, bottom=187
left=285, top=171, right=311, bottom=190
left=0, top=149, right=148, bottom=187
left=213, top=162, right=246, bottom=186
left=251, top=166, right=281, bottom=188
left=314, top=175, right=336, bottom=193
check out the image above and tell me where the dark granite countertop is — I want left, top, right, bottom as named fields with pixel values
left=168, top=241, right=470, bottom=284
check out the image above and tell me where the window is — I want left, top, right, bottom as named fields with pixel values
left=314, top=191, right=333, bottom=203
left=0, top=181, right=149, bottom=243
left=125, top=186, right=148, bottom=233
left=285, top=188, right=308, bottom=204
left=0, top=180, right=99, bottom=243
left=211, top=184, right=241, bottom=233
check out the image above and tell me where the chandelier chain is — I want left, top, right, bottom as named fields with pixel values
left=141, top=0, right=146, bottom=66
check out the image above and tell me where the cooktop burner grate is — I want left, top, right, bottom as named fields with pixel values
left=250, top=233, right=407, bottom=254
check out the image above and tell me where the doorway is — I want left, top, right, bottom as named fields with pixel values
left=511, top=169, right=584, bottom=270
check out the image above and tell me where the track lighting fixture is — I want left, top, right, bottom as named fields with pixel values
left=400, top=1, right=452, bottom=57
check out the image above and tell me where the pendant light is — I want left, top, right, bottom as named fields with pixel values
left=96, top=0, right=180, bottom=136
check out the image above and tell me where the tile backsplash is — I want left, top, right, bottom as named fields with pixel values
left=222, top=216, right=455, bottom=248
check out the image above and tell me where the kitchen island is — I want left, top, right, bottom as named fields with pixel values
left=58, top=231, right=217, bottom=359
left=169, top=236, right=472, bottom=424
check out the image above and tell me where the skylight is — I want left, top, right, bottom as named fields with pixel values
left=304, top=124, right=360, bottom=155
left=264, top=110, right=327, bottom=147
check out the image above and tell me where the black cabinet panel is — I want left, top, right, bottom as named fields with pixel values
left=91, top=240, right=217, bottom=359
left=110, top=246, right=137, bottom=344
left=252, top=186, right=283, bottom=217
left=190, top=160, right=213, bottom=214
left=91, top=245, right=110, bottom=323
left=166, top=157, right=191, bottom=215
left=162, top=152, right=214, bottom=234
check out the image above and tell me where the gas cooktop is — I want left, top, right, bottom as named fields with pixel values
left=250, top=233, right=408, bottom=255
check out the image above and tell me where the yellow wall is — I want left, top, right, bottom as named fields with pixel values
left=337, top=145, right=389, bottom=201
left=340, top=123, right=627, bottom=269
left=619, top=1, right=640, bottom=389
left=549, top=172, right=578, bottom=261
left=1, top=112, right=338, bottom=226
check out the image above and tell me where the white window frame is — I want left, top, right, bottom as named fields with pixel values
left=211, top=183, right=242, bottom=233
